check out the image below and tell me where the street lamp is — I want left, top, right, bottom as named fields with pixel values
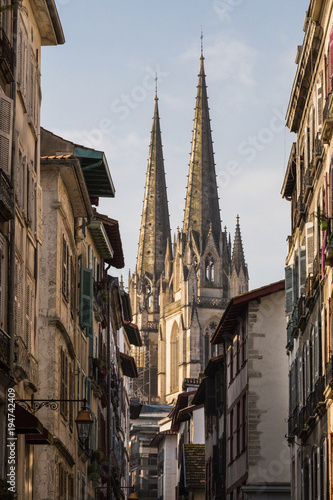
left=75, top=403, right=93, bottom=445
left=16, top=398, right=93, bottom=446
left=128, top=491, right=138, bottom=500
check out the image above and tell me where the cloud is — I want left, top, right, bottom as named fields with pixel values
left=180, top=32, right=257, bottom=87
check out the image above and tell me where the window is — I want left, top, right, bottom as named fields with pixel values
left=79, top=266, right=93, bottom=337
left=229, top=409, right=234, bottom=462
left=62, top=236, right=69, bottom=301
left=170, top=323, right=179, bottom=391
left=236, top=401, right=240, bottom=456
left=242, top=393, right=247, bottom=450
left=229, top=345, right=234, bottom=381
left=205, top=253, right=215, bottom=282
left=0, top=93, right=13, bottom=176
left=59, top=463, right=68, bottom=500
left=14, top=254, right=23, bottom=336
left=60, top=348, right=68, bottom=419
left=24, top=274, right=35, bottom=352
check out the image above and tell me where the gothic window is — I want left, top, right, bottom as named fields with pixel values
left=205, top=253, right=215, bottom=283
left=204, top=320, right=218, bottom=367
left=170, top=323, right=179, bottom=391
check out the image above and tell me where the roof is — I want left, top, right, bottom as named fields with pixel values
left=184, top=444, right=205, bottom=490
left=123, top=321, right=142, bottom=347
left=40, top=129, right=115, bottom=201
left=93, top=211, right=125, bottom=269
left=169, top=391, right=197, bottom=431
left=150, top=430, right=177, bottom=447
left=211, top=280, right=285, bottom=345
left=87, top=220, right=113, bottom=260
left=281, top=142, right=296, bottom=200
left=40, top=155, right=93, bottom=220
left=74, top=145, right=115, bottom=199
left=129, top=398, right=143, bottom=420
left=33, top=0, right=65, bottom=46
left=119, top=352, right=138, bottom=378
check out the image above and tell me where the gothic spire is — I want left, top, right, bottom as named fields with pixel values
left=183, top=52, right=221, bottom=249
left=136, top=94, right=171, bottom=279
left=231, top=215, right=248, bottom=278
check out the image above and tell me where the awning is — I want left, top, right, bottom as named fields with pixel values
left=25, top=427, right=53, bottom=445
left=74, top=146, right=115, bottom=199
left=150, top=430, right=177, bottom=447
left=124, top=321, right=142, bottom=347
left=129, top=398, right=143, bottom=420
left=93, top=211, right=125, bottom=269
left=119, top=352, right=138, bottom=378
left=88, top=220, right=114, bottom=259
left=15, top=405, right=43, bottom=434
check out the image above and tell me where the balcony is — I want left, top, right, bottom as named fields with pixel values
left=0, top=28, right=14, bottom=83
left=313, top=135, right=323, bottom=172
left=0, top=328, right=10, bottom=370
left=14, top=336, right=39, bottom=390
left=286, top=320, right=294, bottom=349
left=322, top=92, right=333, bottom=143
left=0, top=168, right=14, bottom=222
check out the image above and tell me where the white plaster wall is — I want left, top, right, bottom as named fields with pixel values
left=249, top=290, right=290, bottom=485
left=191, top=407, right=205, bottom=444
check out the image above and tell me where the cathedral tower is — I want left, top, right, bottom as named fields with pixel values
left=129, top=91, right=171, bottom=403
left=130, top=49, right=249, bottom=405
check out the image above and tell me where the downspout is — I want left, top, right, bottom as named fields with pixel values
left=106, top=275, right=112, bottom=500
left=8, top=1, right=19, bottom=375
left=223, top=340, right=227, bottom=499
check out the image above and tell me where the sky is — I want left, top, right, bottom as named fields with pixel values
left=41, top=0, right=309, bottom=291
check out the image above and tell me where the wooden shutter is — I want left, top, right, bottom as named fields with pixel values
left=85, top=376, right=91, bottom=409
left=0, top=237, right=3, bottom=328
left=304, top=127, right=309, bottom=172
left=317, top=80, right=323, bottom=131
left=285, top=265, right=294, bottom=316
left=14, top=256, right=22, bottom=336
left=299, top=353, right=303, bottom=407
left=306, top=342, right=310, bottom=396
left=306, top=222, right=314, bottom=275
left=299, top=247, right=306, bottom=296
left=314, top=322, right=319, bottom=382
left=0, top=93, right=13, bottom=176
left=79, top=266, right=93, bottom=337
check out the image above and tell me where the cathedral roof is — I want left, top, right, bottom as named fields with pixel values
left=183, top=54, right=221, bottom=249
left=231, top=215, right=248, bottom=278
left=136, top=94, right=171, bottom=279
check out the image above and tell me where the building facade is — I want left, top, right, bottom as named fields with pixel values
left=282, top=0, right=333, bottom=497
left=129, top=53, right=249, bottom=406
left=209, top=281, right=290, bottom=499
left=0, top=1, right=64, bottom=497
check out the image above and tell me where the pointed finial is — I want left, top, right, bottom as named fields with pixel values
left=236, top=214, right=240, bottom=225
left=201, top=28, right=204, bottom=57
left=155, top=72, right=158, bottom=99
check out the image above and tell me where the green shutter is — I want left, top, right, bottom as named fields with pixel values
left=80, top=266, right=93, bottom=337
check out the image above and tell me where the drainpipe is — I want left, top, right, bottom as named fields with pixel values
left=223, top=340, right=227, bottom=499
left=8, top=0, right=19, bottom=376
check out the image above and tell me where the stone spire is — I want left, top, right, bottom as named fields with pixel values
left=136, top=94, right=171, bottom=279
left=183, top=53, right=221, bottom=249
left=231, top=215, right=248, bottom=278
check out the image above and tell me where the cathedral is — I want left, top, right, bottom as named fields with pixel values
left=129, top=51, right=249, bottom=405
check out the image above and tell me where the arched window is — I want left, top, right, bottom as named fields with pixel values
left=170, top=323, right=179, bottom=391
left=205, top=253, right=214, bottom=283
